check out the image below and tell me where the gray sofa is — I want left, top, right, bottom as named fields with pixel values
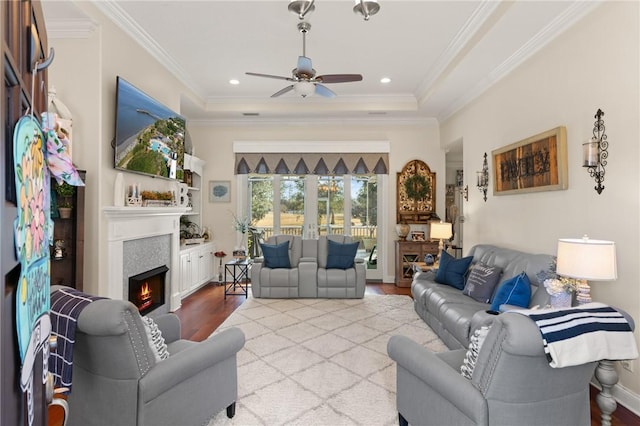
left=411, top=244, right=554, bottom=349
left=252, top=234, right=366, bottom=298
left=51, top=286, right=245, bottom=426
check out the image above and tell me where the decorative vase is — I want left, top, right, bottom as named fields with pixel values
left=396, top=223, right=410, bottom=240
left=549, top=292, right=572, bottom=309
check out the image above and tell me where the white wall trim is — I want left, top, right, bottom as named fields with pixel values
left=47, top=19, right=97, bottom=39
left=233, top=140, right=390, bottom=154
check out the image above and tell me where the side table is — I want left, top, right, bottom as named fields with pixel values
left=224, top=259, right=251, bottom=299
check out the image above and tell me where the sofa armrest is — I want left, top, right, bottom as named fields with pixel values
left=387, top=335, right=487, bottom=424
left=470, top=310, right=498, bottom=335
left=299, top=257, right=317, bottom=263
left=355, top=258, right=364, bottom=264
left=253, top=256, right=264, bottom=264
left=154, top=313, right=181, bottom=344
left=140, top=327, right=245, bottom=403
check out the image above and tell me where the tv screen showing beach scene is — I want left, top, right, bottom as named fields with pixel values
left=114, top=76, right=185, bottom=180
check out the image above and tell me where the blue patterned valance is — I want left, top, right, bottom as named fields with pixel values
left=234, top=153, right=389, bottom=175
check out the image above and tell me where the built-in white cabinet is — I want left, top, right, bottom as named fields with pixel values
left=179, top=241, right=215, bottom=297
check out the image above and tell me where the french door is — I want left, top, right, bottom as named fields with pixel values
left=246, top=174, right=382, bottom=279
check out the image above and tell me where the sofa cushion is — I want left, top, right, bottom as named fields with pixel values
left=261, top=241, right=291, bottom=269
left=435, top=250, right=473, bottom=290
left=463, top=263, right=502, bottom=303
left=490, top=271, right=531, bottom=311
left=326, top=240, right=359, bottom=269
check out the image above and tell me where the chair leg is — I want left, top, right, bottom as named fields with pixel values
left=399, top=412, right=408, bottom=426
left=226, top=402, right=236, bottom=419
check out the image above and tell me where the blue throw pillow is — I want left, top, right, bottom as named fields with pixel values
left=490, top=272, right=531, bottom=311
left=326, top=239, right=359, bottom=269
left=260, top=241, right=290, bottom=269
left=435, top=250, right=473, bottom=290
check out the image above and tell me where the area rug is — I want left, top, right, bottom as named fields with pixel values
left=207, top=294, right=447, bottom=426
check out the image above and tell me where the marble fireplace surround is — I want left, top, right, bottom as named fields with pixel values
left=104, top=206, right=189, bottom=311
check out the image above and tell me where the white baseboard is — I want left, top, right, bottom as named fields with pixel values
left=613, top=383, right=640, bottom=417
left=591, top=380, right=640, bottom=417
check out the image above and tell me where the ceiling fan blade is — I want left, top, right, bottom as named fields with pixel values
left=246, top=72, right=294, bottom=82
left=316, top=74, right=363, bottom=84
left=271, top=85, right=295, bottom=98
left=314, top=83, right=336, bottom=98
left=297, top=56, right=313, bottom=74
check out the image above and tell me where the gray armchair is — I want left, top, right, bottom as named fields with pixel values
left=64, top=295, right=245, bottom=426
left=387, top=312, right=597, bottom=426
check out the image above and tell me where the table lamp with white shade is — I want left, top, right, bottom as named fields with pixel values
left=555, top=235, right=617, bottom=305
left=556, top=235, right=619, bottom=426
left=430, top=221, right=452, bottom=253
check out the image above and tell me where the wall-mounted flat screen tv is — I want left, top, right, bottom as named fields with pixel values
left=114, top=76, right=185, bottom=180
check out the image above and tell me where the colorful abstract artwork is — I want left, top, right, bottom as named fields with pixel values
left=13, top=115, right=53, bottom=425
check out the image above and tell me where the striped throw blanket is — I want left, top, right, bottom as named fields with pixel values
left=513, top=302, right=638, bottom=368
left=50, top=288, right=105, bottom=391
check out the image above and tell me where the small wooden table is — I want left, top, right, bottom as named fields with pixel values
left=224, top=259, right=251, bottom=299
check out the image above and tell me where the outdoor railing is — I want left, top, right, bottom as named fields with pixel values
left=260, top=225, right=376, bottom=240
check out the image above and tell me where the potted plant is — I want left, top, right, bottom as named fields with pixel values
left=55, top=181, right=76, bottom=219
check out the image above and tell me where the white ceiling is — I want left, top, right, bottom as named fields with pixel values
left=42, top=0, right=600, bottom=124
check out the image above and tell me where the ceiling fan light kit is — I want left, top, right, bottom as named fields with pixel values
left=294, top=81, right=315, bottom=97
left=246, top=1, right=372, bottom=99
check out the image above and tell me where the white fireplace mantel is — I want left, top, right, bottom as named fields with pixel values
left=104, top=206, right=189, bottom=311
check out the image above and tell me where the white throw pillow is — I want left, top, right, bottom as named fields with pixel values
left=460, top=325, right=491, bottom=379
left=141, top=316, right=169, bottom=362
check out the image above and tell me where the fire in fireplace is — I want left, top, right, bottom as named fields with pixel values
left=128, top=265, right=168, bottom=316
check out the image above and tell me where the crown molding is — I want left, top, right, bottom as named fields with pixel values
left=91, top=0, right=203, bottom=95
left=416, top=0, right=505, bottom=105
left=46, top=18, right=97, bottom=39
left=187, top=114, right=437, bottom=128
left=437, top=0, right=602, bottom=123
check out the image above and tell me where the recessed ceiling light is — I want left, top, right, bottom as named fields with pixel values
left=229, top=79, right=240, bottom=85
left=380, top=77, right=391, bottom=84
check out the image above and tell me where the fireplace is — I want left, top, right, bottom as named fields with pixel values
left=128, top=265, right=168, bottom=316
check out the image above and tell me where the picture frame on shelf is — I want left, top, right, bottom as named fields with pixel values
left=209, top=180, right=231, bottom=203
left=411, top=231, right=426, bottom=241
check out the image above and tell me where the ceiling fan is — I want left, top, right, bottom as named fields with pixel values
left=246, top=21, right=363, bottom=98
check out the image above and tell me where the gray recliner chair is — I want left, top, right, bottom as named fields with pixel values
left=317, top=235, right=366, bottom=298
left=387, top=312, right=597, bottom=426
left=61, top=292, right=245, bottom=426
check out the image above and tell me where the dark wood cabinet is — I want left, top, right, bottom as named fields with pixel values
left=50, top=171, right=85, bottom=291
left=395, top=240, right=439, bottom=287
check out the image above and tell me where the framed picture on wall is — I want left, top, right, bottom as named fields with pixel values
left=209, top=180, right=231, bottom=203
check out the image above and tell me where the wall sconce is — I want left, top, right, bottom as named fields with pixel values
left=583, top=108, right=608, bottom=194
left=476, top=152, right=489, bottom=202
left=459, top=185, right=469, bottom=202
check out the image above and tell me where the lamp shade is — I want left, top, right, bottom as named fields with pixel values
left=556, top=236, right=617, bottom=280
left=430, top=222, right=452, bottom=240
